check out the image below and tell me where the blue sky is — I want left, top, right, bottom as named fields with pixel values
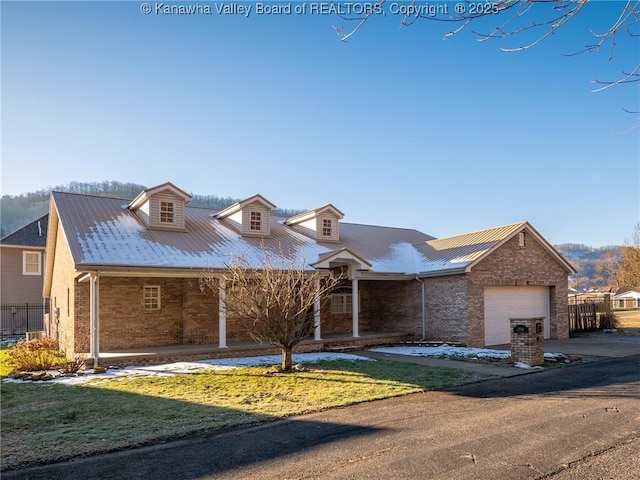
left=2, top=1, right=638, bottom=247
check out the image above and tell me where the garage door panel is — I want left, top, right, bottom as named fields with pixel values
left=484, top=286, right=550, bottom=346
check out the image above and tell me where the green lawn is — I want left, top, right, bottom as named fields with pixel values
left=0, top=356, right=489, bottom=470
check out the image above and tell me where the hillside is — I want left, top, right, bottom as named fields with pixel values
left=555, top=243, right=622, bottom=290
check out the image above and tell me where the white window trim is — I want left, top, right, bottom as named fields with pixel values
left=143, top=285, right=161, bottom=310
left=159, top=201, right=175, bottom=225
left=249, top=211, right=262, bottom=231
left=330, top=287, right=356, bottom=314
left=23, top=251, right=42, bottom=276
left=322, top=218, right=332, bottom=237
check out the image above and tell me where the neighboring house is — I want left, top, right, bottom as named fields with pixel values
left=43, top=182, right=576, bottom=361
left=1, top=215, right=49, bottom=338
left=1, top=215, right=48, bottom=305
left=613, top=288, right=640, bottom=309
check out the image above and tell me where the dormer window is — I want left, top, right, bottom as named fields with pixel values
left=127, top=182, right=191, bottom=231
left=214, top=194, right=276, bottom=237
left=285, top=204, right=344, bottom=243
left=250, top=211, right=262, bottom=231
left=160, top=201, right=175, bottom=224
left=322, top=219, right=332, bottom=237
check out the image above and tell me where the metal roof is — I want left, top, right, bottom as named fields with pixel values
left=48, top=191, right=574, bottom=277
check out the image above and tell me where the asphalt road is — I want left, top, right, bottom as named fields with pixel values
left=5, top=356, right=639, bottom=480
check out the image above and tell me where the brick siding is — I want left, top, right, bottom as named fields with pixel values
left=465, top=233, right=570, bottom=347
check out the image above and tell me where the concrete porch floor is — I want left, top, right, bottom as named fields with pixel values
left=87, top=331, right=413, bottom=367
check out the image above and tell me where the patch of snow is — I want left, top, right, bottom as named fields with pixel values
left=543, top=352, right=566, bottom=360
left=76, top=213, right=334, bottom=270
left=514, top=362, right=543, bottom=370
left=3, top=352, right=373, bottom=386
left=370, top=345, right=512, bottom=360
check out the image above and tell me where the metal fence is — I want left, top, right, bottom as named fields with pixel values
left=0, top=303, right=47, bottom=341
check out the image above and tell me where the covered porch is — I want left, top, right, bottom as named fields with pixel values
left=85, top=331, right=412, bottom=368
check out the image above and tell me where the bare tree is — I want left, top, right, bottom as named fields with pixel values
left=200, top=250, right=342, bottom=371
left=616, top=223, right=640, bottom=289
left=334, top=1, right=639, bottom=92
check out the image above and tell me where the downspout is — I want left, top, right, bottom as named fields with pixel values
left=415, top=276, right=426, bottom=341
left=90, top=271, right=100, bottom=369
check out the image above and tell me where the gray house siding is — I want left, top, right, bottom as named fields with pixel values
left=1, top=246, right=46, bottom=305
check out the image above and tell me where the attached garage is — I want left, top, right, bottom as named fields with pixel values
left=483, top=286, right=550, bottom=346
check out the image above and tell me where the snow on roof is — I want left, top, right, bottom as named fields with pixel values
left=51, top=191, right=552, bottom=276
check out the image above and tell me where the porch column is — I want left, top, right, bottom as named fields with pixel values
left=352, top=277, right=359, bottom=338
left=218, top=278, right=227, bottom=348
left=89, top=272, right=100, bottom=368
left=314, top=277, right=321, bottom=341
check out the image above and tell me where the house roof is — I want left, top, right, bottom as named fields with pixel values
left=411, top=222, right=576, bottom=275
left=47, top=191, right=434, bottom=275
left=45, top=190, right=575, bottom=281
left=0, top=214, right=48, bottom=248
left=614, top=288, right=640, bottom=299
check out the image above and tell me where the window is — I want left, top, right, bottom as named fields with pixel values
left=518, top=232, right=526, bottom=247
left=250, top=211, right=262, bottom=231
left=143, top=286, right=161, bottom=310
left=330, top=286, right=353, bottom=314
left=322, top=219, right=332, bottom=237
left=160, top=201, right=175, bottom=224
left=23, top=251, right=41, bottom=275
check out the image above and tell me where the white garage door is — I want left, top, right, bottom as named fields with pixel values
left=484, top=286, right=550, bottom=346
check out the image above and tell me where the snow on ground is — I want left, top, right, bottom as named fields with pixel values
left=4, top=345, right=569, bottom=386
left=370, top=345, right=512, bottom=360
left=370, top=345, right=567, bottom=368
left=3, top=352, right=373, bottom=386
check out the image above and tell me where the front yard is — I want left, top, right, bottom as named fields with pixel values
left=0, top=351, right=488, bottom=470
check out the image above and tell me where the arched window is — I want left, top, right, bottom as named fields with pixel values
left=330, top=286, right=352, bottom=314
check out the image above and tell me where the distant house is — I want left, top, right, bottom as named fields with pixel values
left=43, top=182, right=576, bottom=363
left=613, top=288, right=640, bottom=309
left=1, top=215, right=48, bottom=338
left=1, top=215, right=48, bottom=305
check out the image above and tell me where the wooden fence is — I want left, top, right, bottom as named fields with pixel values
left=568, top=299, right=615, bottom=333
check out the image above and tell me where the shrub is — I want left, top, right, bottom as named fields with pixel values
left=6, top=338, right=68, bottom=372
left=599, top=312, right=619, bottom=330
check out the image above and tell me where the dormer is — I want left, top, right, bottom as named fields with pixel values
left=285, top=204, right=344, bottom=243
left=128, top=182, right=192, bottom=231
left=214, top=194, right=276, bottom=237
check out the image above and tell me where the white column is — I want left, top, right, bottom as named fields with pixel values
left=352, top=277, right=359, bottom=338
left=89, top=272, right=100, bottom=368
left=218, top=278, right=227, bottom=348
left=314, top=278, right=321, bottom=341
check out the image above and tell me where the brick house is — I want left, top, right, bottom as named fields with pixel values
left=43, top=182, right=575, bottom=362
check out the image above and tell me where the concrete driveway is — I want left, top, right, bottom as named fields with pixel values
left=363, top=330, right=640, bottom=379
left=543, top=331, right=640, bottom=358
